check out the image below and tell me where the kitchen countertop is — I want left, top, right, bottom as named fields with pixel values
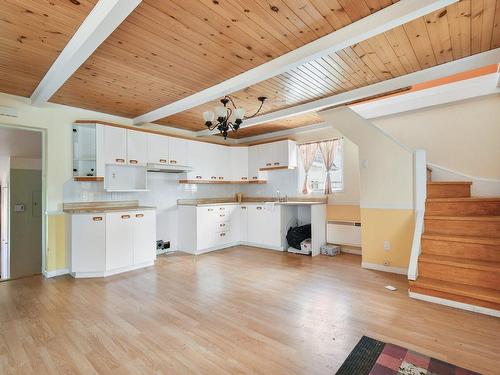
left=63, top=200, right=156, bottom=214
left=178, top=197, right=327, bottom=207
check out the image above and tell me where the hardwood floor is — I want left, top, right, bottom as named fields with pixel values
left=0, top=247, right=498, bottom=374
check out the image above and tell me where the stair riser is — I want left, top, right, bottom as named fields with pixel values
left=421, top=238, right=500, bottom=262
left=425, top=201, right=500, bottom=216
left=427, top=184, right=471, bottom=199
left=409, top=285, right=500, bottom=311
left=418, top=262, right=500, bottom=289
left=425, top=219, right=500, bottom=238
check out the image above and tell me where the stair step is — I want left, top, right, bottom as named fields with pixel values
left=421, top=234, right=500, bottom=262
left=426, top=197, right=500, bottom=216
left=427, top=181, right=471, bottom=199
left=425, top=215, right=500, bottom=238
left=418, top=254, right=500, bottom=289
left=409, top=277, right=500, bottom=310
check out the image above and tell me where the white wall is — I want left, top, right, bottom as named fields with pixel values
left=372, top=94, right=500, bottom=180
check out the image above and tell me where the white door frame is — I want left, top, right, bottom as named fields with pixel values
left=0, top=123, right=47, bottom=279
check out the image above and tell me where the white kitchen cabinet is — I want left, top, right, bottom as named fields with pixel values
left=248, top=145, right=267, bottom=181
left=127, top=130, right=148, bottom=166
left=132, top=211, right=156, bottom=264
left=70, top=214, right=106, bottom=273
left=215, top=144, right=230, bottom=181
left=259, top=140, right=297, bottom=169
left=103, top=126, right=127, bottom=165
left=147, top=133, right=169, bottom=165
left=247, top=204, right=282, bottom=249
left=106, top=212, right=134, bottom=271
left=230, top=147, right=248, bottom=181
left=69, top=209, right=157, bottom=278
left=187, top=140, right=207, bottom=180
left=169, top=137, right=188, bottom=166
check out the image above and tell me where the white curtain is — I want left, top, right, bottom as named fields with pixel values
left=319, top=140, right=337, bottom=195
left=298, top=143, right=318, bottom=194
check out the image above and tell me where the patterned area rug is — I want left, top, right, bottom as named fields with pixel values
left=336, top=336, right=480, bottom=375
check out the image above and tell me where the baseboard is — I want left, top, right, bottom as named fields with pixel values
left=71, top=260, right=155, bottom=279
left=362, top=262, right=408, bottom=275
left=43, top=268, right=69, bottom=278
left=409, top=291, right=500, bottom=318
left=341, top=248, right=362, bottom=256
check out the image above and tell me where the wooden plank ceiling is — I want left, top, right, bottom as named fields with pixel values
left=0, top=0, right=97, bottom=97
left=165, top=0, right=500, bottom=137
left=48, top=0, right=397, bottom=121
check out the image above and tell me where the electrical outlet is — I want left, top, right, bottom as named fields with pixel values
left=383, top=260, right=390, bottom=266
left=384, top=240, right=391, bottom=251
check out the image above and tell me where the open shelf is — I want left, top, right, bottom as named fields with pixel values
left=74, top=176, right=104, bottom=182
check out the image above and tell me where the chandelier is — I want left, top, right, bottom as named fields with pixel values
left=203, top=96, right=267, bottom=139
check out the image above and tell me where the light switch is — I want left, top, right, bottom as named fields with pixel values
left=384, top=240, right=391, bottom=251
left=14, top=204, right=25, bottom=212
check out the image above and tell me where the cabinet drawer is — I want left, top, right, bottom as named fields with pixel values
left=214, top=221, right=230, bottom=231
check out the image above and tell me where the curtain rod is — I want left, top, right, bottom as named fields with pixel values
left=299, top=137, right=343, bottom=146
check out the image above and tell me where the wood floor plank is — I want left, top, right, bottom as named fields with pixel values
left=0, top=247, right=498, bottom=374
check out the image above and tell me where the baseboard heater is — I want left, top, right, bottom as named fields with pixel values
left=327, top=221, right=362, bottom=248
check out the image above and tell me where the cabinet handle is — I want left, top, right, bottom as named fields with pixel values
left=266, top=163, right=272, bottom=166
left=159, top=159, right=167, bottom=164
left=92, top=216, right=103, bottom=221
left=135, top=213, right=144, bottom=218
left=220, top=232, right=226, bottom=237
left=220, top=207, right=225, bottom=211
left=241, top=206, right=247, bottom=210
left=220, top=223, right=226, bottom=227
left=115, top=158, right=125, bottom=163
left=129, top=159, right=138, bottom=164
left=256, top=206, right=262, bottom=210
left=121, top=215, right=130, bottom=219
left=196, top=176, right=202, bottom=179
left=208, top=208, right=214, bottom=212
left=274, top=162, right=280, bottom=166
left=218, top=176, right=223, bottom=180
left=211, top=176, right=217, bottom=180
left=220, top=214, right=225, bottom=217
left=170, top=160, right=177, bottom=164
left=242, top=177, right=248, bottom=180
left=252, top=176, right=258, bottom=180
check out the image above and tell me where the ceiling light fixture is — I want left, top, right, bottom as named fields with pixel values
left=203, top=96, right=267, bottom=139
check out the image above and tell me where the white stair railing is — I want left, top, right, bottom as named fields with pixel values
left=408, top=149, right=426, bottom=281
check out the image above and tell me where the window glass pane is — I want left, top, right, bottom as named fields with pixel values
left=304, top=139, right=344, bottom=194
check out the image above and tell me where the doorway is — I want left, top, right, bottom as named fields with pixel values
left=0, top=125, right=44, bottom=280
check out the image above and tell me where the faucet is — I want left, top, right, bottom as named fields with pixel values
left=276, top=189, right=281, bottom=202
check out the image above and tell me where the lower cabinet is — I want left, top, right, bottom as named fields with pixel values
left=69, top=210, right=156, bottom=278
left=178, top=204, right=284, bottom=254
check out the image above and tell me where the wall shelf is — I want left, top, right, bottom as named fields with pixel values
left=179, top=179, right=266, bottom=185
left=74, top=176, right=104, bottom=182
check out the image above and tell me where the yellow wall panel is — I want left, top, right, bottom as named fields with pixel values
left=327, top=205, right=361, bottom=222
left=46, top=214, right=66, bottom=271
left=360, top=208, right=414, bottom=269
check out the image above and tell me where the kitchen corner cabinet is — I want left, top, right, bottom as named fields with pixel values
left=69, top=210, right=156, bottom=278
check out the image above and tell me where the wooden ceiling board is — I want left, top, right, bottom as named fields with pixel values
left=0, top=0, right=97, bottom=97
left=162, top=0, right=500, bottom=137
left=46, top=0, right=395, bottom=118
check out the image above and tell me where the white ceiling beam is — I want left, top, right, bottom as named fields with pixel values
left=31, top=0, right=142, bottom=106
left=134, top=0, right=457, bottom=125
left=196, top=48, right=500, bottom=136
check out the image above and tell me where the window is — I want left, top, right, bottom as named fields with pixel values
left=307, top=139, right=343, bottom=194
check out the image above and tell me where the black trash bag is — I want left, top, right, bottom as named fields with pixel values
left=286, top=224, right=311, bottom=250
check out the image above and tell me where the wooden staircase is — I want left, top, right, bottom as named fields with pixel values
left=409, top=171, right=500, bottom=315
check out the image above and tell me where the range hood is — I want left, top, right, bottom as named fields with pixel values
left=147, top=163, right=192, bottom=173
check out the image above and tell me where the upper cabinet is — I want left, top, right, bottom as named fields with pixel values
left=230, top=147, right=248, bottom=181
left=258, top=140, right=297, bottom=170
left=127, top=130, right=148, bottom=166
left=168, top=137, right=188, bottom=166
left=103, top=126, right=127, bottom=165
left=147, top=133, right=169, bottom=165
left=72, top=123, right=104, bottom=179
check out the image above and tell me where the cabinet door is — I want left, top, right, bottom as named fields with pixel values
left=169, top=137, right=188, bottom=166
left=248, top=145, right=262, bottom=181
left=263, top=206, right=282, bottom=248
left=147, top=133, right=169, bottom=164
left=247, top=205, right=265, bottom=244
left=240, top=205, right=248, bottom=242
left=214, top=145, right=230, bottom=181
left=71, top=214, right=105, bottom=273
left=204, top=143, right=219, bottom=181
left=230, top=147, right=248, bottom=181
left=106, top=212, right=134, bottom=270
left=196, top=207, right=216, bottom=250
left=273, top=140, right=297, bottom=168
left=260, top=143, right=274, bottom=169
left=127, top=130, right=148, bottom=166
left=186, top=141, right=205, bottom=180
left=133, top=211, right=156, bottom=265
left=103, top=126, right=127, bottom=165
